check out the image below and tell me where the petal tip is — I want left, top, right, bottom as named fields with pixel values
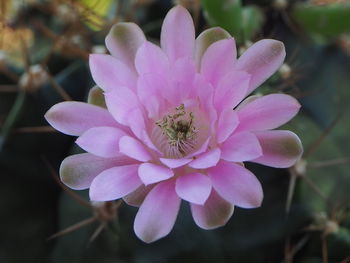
left=88, top=53, right=99, bottom=63
left=210, top=26, right=231, bottom=34
left=88, top=188, right=108, bottom=202
left=44, top=104, right=65, bottom=133
left=240, top=190, right=264, bottom=209
left=269, top=39, right=285, bottom=53
left=286, top=133, right=304, bottom=164
left=171, top=4, right=190, bottom=14
left=259, top=39, right=285, bottom=58
left=261, top=39, right=286, bottom=65
left=251, top=196, right=263, bottom=208
left=88, top=54, right=104, bottom=73
left=44, top=108, right=53, bottom=123
left=59, top=157, right=81, bottom=190
left=134, top=226, right=157, bottom=243
left=88, top=189, right=99, bottom=201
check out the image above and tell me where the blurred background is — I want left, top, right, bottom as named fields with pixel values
left=0, top=0, right=350, bottom=262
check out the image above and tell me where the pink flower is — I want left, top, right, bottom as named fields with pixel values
left=45, top=6, right=303, bottom=243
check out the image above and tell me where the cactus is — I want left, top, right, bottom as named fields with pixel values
left=0, top=0, right=349, bottom=262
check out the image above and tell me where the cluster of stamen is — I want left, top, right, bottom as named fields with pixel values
left=156, top=104, right=197, bottom=156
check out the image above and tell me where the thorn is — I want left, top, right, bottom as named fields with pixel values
left=303, top=175, right=328, bottom=202
left=283, top=235, right=310, bottom=263
left=321, top=235, right=328, bottom=263
left=31, top=19, right=89, bottom=60
left=281, top=10, right=301, bottom=37
left=13, top=126, right=56, bottom=133
left=339, top=256, right=350, bottom=263
left=41, top=156, right=92, bottom=208
left=304, top=112, right=343, bottom=158
left=287, top=45, right=301, bottom=66
left=0, top=89, right=26, bottom=149
left=0, top=64, right=19, bottom=82
left=284, top=238, right=292, bottom=263
left=286, top=168, right=298, bottom=214
left=88, top=223, right=106, bottom=244
left=47, top=216, right=97, bottom=241
left=290, top=235, right=310, bottom=259
left=291, top=86, right=320, bottom=99
left=337, top=205, right=350, bottom=223
left=46, top=69, right=72, bottom=101
left=0, top=84, right=18, bottom=92
left=40, top=45, right=54, bottom=67
left=19, top=34, right=30, bottom=71
left=112, top=199, right=123, bottom=211
left=308, top=157, right=350, bottom=168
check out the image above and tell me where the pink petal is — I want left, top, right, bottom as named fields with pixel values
left=104, top=87, right=141, bottom=125
left=163, top=57, right=196, bottom=105
left=236, top=94, right=301, bottom=132
left=175, top=173, right=212, bottom=205
left=195, top=75, right=217, bottom=130
left=134, top=180, right=181, bottom=243
left=221, top=132, right=262, bottom=162
left=137, top=73, right=168, bottom=118
left=208, top=161, right=263, bottom=208
left=214, top=71, right=250, bottom=114
left=186, top=136, right=211, bottom=158
left=236, top=39, right=286, bottom=94
left=124, top=115, right=161, bottom=156
left=200, top=38, right=237, bottom=87
left=138, top=163, right=174, bottom=185
left=252, top=130, right=303, bottom=168
left=89, top=54, right=136, bottom=91
left=126, top=108, right=146, bottom=139
left=191, top=189, right=234, bottom=230
left=160, top=5, right=195, bottom=62
left=76, top=126, right=127, bottom=158
left=124, top=117, right=159, bottom=158
left=60, top=153, right=134, bottom=190
left=119, top=136, right=152, bottom=162
left=173, top=58, right=196, bottom=87
left=139, top=130, right=163, bottom=155
left=216, top=109, right=239, bottom=144
left=159, top=158, right=192, bottom=168
left=105, top=22, right=146, bottom=71
left=89, top=164, right=142, bottom=201
left=123, top=184, right=154, bottom=207
left=127, top=114, right=162, bottom=156
left=45, top=102, right=117, bottom=136
left=189, top=148, right=221, bottom=169
left=135, top=41, right=169, bottom=76
left=195, top=27, right=231, bottom=70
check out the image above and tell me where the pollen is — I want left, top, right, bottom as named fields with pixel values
left=156, top=104, right=198, bottom=156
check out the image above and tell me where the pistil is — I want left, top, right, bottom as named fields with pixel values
left=156, top=104, right=198, bottom=156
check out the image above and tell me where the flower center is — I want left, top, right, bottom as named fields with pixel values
left=155, top=104, right=198, bottom=157
left=150, top=102, right=211, bottom=159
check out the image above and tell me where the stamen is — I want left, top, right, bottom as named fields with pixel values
left=155, top=104, right=198, bottom=157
